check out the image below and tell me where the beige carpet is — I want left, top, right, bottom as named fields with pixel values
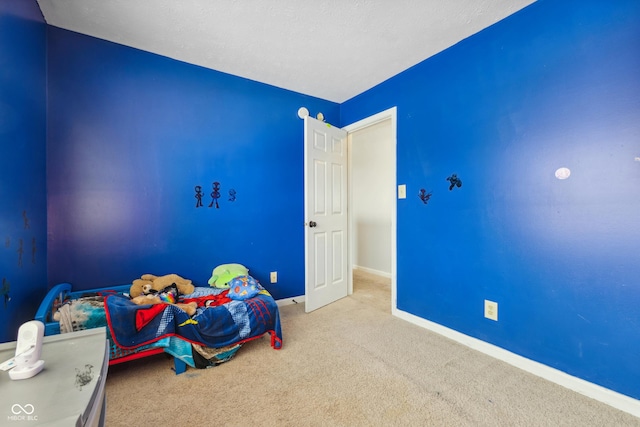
left=105, top=270, right=640, bottom=426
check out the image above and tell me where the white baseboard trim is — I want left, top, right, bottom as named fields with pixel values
left=276, top=295, right=305, bottom=307
left=393, top=307, right=640, bottom=419
left=353, top=265, right=391, bottom=279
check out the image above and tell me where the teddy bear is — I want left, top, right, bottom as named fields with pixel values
left=129, top=273, right=197, bottom=316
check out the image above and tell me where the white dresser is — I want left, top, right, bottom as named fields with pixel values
left=0, top=327, right=109, bottom=426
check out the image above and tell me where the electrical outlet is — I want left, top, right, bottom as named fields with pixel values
left=270, top=271, right=277, bottom=283
left=484, top=300, right=498, bottom=321
left=398, top=184, right=406, bottom=199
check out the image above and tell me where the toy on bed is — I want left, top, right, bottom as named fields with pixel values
left=129, top=273, right=197, bottom=316
left=208, top=263, right=250, bottom=288
left=35, top=267, right=283, bottom=374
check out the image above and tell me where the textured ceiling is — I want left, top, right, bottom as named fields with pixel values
left=37, top=0, right=536, bottom=103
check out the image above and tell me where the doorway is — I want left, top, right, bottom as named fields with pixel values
left=344, top=107, right=397, bottom=312
left=303, top=107, right=397, bottom=312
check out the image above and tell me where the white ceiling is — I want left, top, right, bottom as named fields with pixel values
left=37, top=0, right=536, bottom=103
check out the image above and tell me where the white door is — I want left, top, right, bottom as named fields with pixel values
left=304, top=116, right=348, bottom=312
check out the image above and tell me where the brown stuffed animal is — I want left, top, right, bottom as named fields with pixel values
left=129, top=273, right=197, bottom=316
left=130, top=273, right=195, bottom=298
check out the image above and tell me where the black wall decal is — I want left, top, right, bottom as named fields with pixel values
left=418, top=189, right=432, bottom=204
left=195, top=185, right=204, bottom=207
left=195, top=182, right=236, bottom=208
left=209, top=181, right=221, bottom=208
left=1, top=278, right=10, bottom=307
left=446, top=174, right=462, bottom=191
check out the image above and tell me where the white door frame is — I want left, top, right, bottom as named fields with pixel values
left=343, top=106, right=398, bottom=311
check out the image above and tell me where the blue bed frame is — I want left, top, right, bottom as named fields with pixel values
left=35, top=282, right=188, bottom=374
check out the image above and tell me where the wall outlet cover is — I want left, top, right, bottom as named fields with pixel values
left=484, top=300, right=498, bottom=321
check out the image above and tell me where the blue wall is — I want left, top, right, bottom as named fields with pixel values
left=342, top=0, right=640, bottom=400
left=0, top=0, right=47, bottom=342
left=46, top=27, right=339, bottom=299
left=4, top=0, right=639, bottom=403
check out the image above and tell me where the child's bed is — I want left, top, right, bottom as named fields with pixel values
left=35, top=282, right=282, bottom=374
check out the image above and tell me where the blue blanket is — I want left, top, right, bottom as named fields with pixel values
left=104, top=287, right=282, bottom=351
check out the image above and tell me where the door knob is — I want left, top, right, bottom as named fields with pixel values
left=309, top=221, right=317, bottom=228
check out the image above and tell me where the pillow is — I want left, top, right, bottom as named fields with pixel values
left=227, top=275, right=263, bottom=300
left=208, top=263, right=249, bottom=288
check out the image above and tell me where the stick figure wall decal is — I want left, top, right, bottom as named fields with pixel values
left=195, top=185, right=204, bottom=207
left=446, top=174, right=462, bottom=191
left=209, top=181, right=221, bottom=208
left=1, top=278, right=10, bottom=307
left=194, top=182, right=237, bottom=208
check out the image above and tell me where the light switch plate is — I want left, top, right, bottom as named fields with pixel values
left=398, top=184, right=406, bottom=199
